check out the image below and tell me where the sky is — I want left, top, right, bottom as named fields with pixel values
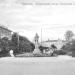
left=0, top=0, right=75, bottom=42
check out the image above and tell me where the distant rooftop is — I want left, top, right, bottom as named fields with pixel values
left=0, top=24, right=12, bottom=32
left=42, top=39, right=66, bottom=43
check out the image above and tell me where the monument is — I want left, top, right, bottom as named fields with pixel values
left=33, top=33, right=41, bottom=54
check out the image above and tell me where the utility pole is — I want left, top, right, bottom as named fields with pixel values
left=41, top=27, right=42, bottom=45
left=17, top=32, right=19, bottom=51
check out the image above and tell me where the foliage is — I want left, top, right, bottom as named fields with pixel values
left=11, top=33, right=34, bottom=54
left=39, top=45, right=49, bottom=52
left=61, top=39, right=75, bottom=56
left=65, top=30, right=74, bottom=41
left=33, top=53, right=51, bottom=57
left=15, top=53, right=34, bottom=57
left=16, top=53, right=52, bottom=57
left=0, top=37, right=10, bottom=52
left=0, top=33, right=35, bottom=56
left=53, top=50, right=66, bottom=55
left=30, top=43, right=35, bottom=52
left=0, top=37, right=11, bottom=57
left=51, top=44, right=57, bottom=52
left=51, top=44, right=57, bottom=49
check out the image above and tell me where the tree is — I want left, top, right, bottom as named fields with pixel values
left=51, top=44, right=57, bottom=51
left=61, top=39, right=75, bottom=56
left=0, top=37, right=11, bottom=57
left=71, top=40, right=75, bottom=57
left=1, top=37, right=10, bottom=52
left=10, top=33, right=19, bottom=54
left=65, top=30, right=74, bottom=41
left=39, top=46, right=49, bottom=53
left=0, top=32, right=35, bottom=56
left=18, top=35, right=34, bottom=53
left=11, top=33, right=34, bottom=54
left=30, top=43, right=35, bottom=52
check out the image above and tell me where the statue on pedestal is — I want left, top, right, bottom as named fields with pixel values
left=33, top=33, right=41, bottom=54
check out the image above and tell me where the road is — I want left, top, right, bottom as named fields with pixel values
left=0, top=56, right=75, bottom=75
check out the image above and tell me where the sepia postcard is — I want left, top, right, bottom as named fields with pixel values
left=0, top=0, right=75, bottom=75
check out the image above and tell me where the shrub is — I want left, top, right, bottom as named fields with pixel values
left=53, top=50, right=66, bottom=55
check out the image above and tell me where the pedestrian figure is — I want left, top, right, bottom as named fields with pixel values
left=9, top=50, right=14, bottom=57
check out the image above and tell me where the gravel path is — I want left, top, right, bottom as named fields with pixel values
left=0, top=56, right=74, bottom=75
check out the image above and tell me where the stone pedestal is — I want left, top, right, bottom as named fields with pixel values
left=33, top=33, right=41, bottom=54
left=33, top=42, right=41, bottom=54
left=33, top=49, right=41, bottom=54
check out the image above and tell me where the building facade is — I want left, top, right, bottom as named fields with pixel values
left=41, top=39, right=66, bottom=50
left=0, top=26, right=13, bottom=40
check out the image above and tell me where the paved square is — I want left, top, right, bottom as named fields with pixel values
left=0, top=56, right=75, bottom=75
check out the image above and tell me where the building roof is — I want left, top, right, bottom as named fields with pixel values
left=0, top=25, right=12, bottom=32
left=42, top=39, right=66, bottom=43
